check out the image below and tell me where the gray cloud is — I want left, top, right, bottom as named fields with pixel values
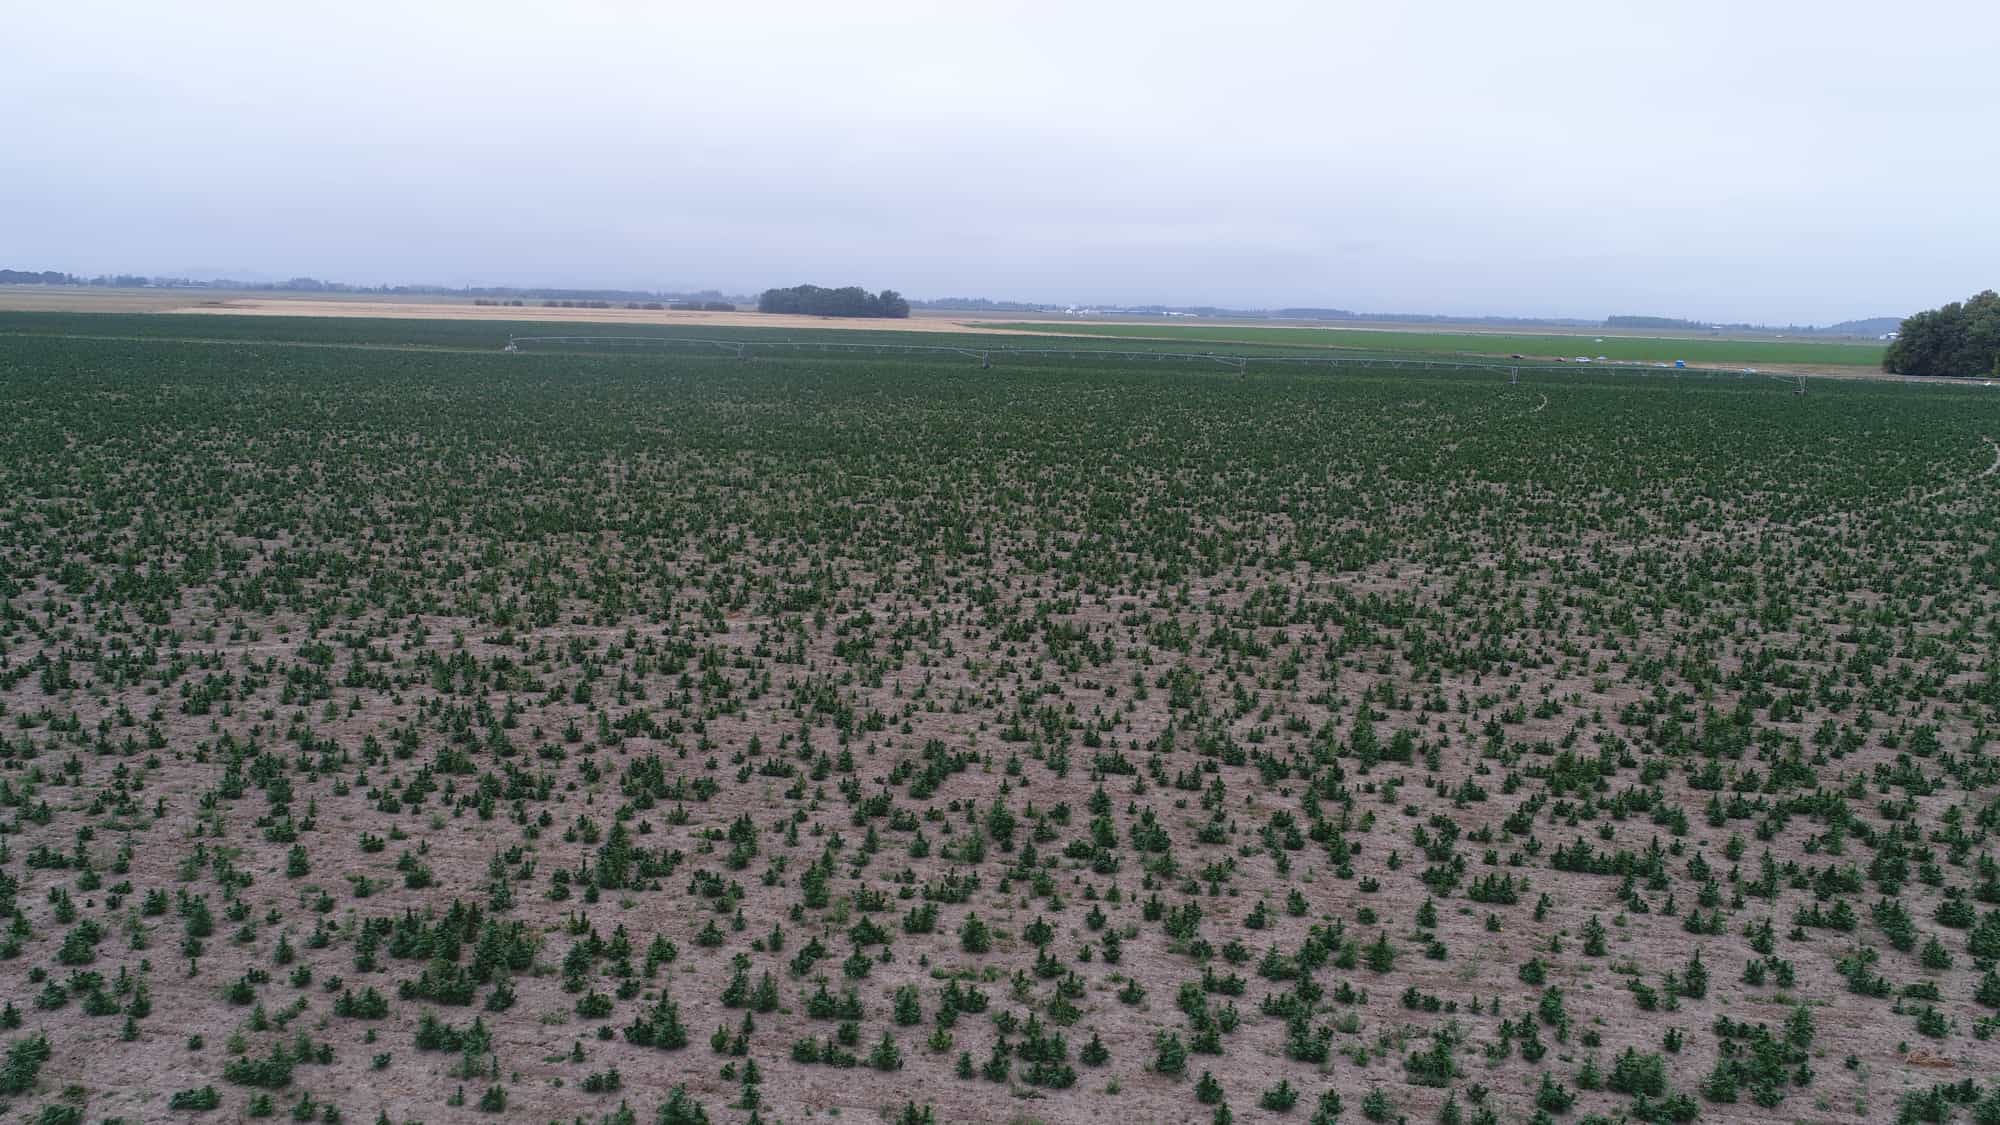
left=2, top=0, right=1993, bottom=322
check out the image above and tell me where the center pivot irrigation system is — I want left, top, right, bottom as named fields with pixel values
left=501, top=333, right=1814, bottom=392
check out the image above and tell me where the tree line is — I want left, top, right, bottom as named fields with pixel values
left=0, top=269, right=76, bottom=285
left=1885, top=290, right=2000, bottom=377
left=758, top=285, right=910, bottom=318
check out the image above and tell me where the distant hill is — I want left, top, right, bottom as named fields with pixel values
left=1275, top=308, right=1598, bottom=328
left=912, top=297, right=1055, bottom=313
left=1605, top=315, right=1706, bottom=330
left=1605, top=312, right=1906, bottom=337
left=1816, top=317, right=1902, bottom=337
left=1273, top=307, right=1360, bottom=320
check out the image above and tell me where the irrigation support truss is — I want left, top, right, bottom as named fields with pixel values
left=500, top=334, right=1811, bottom=389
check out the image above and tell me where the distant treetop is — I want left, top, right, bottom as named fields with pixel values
left=1885, top=290, right=2000, bottom=377
left=758, top=285, right=910, bottom=318
left=0, top=268, right=78, bottom=285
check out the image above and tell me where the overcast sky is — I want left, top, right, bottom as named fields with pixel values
left=3, top=0, right=1994, bottom=323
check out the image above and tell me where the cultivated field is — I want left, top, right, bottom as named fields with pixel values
left=991, top=323, right=1889, bottom=374
left=0, top=288, right=1006, bottom=336
left=2, top=316, right=1999, bottom=1125
left=0, top=287, right=1891, bottom=375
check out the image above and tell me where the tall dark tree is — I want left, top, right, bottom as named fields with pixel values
left=0, top=269, right=75, bottom=285
left=1884, top=290, right=2000, bottom=377
left=758, top=284, right=911, bottom=318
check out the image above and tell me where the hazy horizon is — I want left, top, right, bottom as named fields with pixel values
left=3, top=0, right=1994, bottom=325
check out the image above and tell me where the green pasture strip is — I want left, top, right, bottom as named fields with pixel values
left=990, top=321, right=1887, bottom=369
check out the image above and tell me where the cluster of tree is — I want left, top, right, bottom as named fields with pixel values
left=0, top=269, right=76, bottom=285
left=1885, top=290, right=2000, bottom=377
left=758, top=285, right=909, bottom=318
left=0, top=269, right=150, bottom=287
